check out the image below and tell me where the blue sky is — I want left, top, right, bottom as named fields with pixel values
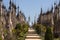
left=3, top=0, right=59, bottom=25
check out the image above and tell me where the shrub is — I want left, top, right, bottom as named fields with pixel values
left=0, top=35, right=2, bottom=40
left=33, top=24, right=46, bottom=35
left=45, top=27, right=53, bottom=40
left=14, top=23, right=28, bottom=40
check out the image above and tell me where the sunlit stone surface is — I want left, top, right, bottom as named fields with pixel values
left=25, top=28, right=42, bottom=40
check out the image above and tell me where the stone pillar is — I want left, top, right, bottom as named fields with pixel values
left=0, top=0, right=4, bottom=40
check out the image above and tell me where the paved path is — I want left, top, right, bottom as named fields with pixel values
left=25, top=28, right=42, bottom=40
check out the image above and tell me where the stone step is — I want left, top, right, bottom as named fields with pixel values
left=25, top=39, right=41, bottom=40
left=28, top=29, right=35, bottom=32
left=25, top=28, right=42, bottom=40
left=26, top=35, right=40, bottom=38
left=28, top=32, right=37, bottom=34
left=26, top=37, right=40, bottom=39
left=28, top=31, right=35, bottom=32
left=27, top=34, right=39, bottom=36
left=28, top=28, right=34, bottom=29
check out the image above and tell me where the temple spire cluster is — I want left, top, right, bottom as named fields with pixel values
left=37, top=1, right=60, bottom=37
left=0, top=0, right=26, bottom=40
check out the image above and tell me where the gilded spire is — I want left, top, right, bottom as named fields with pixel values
left=28, top=16, right=30, bottom=23
left=18, top=6, right=19, bottom=13
left=50, top=6, right=53, bottom=12
left=34, top=14, right=36, bottom=23
left=54, top=1, right=56, bottom=6
left=9, top=0, right=11, bottom=9
left=10, top=0, right=11, bottom=6
left=58, top=0, right=60, bottom=6
left=9, top=0, right=16, bottom=10
left=41, top=8, right=42, bottom=14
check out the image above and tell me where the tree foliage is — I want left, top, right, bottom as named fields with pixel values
left=45, top=27, right=53, bottom=40
left=33, top=24, right=46, bottom=35
left=14, top=23, right=28, bottom=40
left=0, top=35, right=2, bottom=40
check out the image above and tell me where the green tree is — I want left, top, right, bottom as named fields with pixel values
left=0, top=35, right=2, bottom=40
left=45, top=27, right=53, bottom=40
left=14, top=23, right=28, bottom=40
left=33, top=24, right=41, bottom=34
left=33, top=24, right=46, bottom=35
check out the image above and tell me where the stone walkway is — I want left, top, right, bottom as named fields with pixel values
left=25, top=28, right=42, bottom=40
